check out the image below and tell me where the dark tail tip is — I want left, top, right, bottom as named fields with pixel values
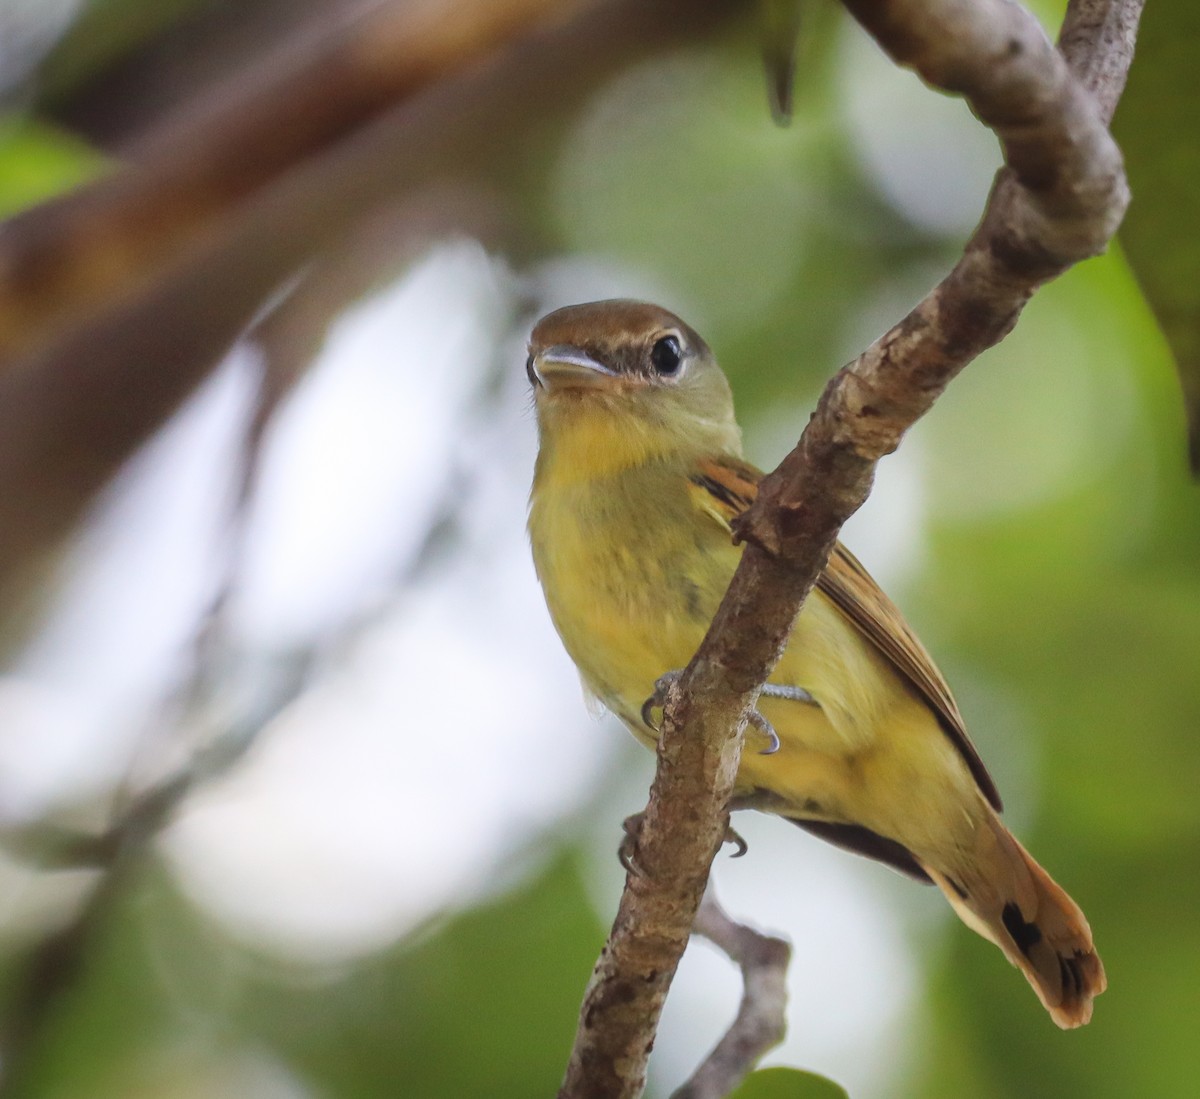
left=1001, top=901, right=1105, bottom=1028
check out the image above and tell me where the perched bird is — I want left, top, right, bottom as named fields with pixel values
left=526, top=299, right=1105, bottom=1028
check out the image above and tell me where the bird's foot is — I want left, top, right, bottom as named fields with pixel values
left=619, top=811, right=749, bottom=875
left=640, top=675, right=816, bottom=756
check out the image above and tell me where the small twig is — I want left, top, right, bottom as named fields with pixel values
left=557, top=2, right=1142, bottom=1095
left=672, top=890, right=791, bottom=1099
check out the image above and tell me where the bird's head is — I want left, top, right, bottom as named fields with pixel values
left=527, top=299, right=741, bottom=480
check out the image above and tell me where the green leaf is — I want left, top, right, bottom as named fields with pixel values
left=0, top=115, right=107, bottom=217
left=729, top=1066, right=850, bottom=1099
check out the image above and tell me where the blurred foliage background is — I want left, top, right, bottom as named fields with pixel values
left=0, top=0, right=1195, bottom=1096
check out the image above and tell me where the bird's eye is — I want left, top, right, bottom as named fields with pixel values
left=650, top=335, right=684, bottom=377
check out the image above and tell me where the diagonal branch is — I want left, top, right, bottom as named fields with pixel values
left=557, top=1, right=1142, bottom=1096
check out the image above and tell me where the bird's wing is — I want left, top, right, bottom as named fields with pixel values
left=688, top=453, right=1002, bottom=811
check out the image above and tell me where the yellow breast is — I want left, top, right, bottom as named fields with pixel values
left=528, top=452, right=976, bottom=841
left=528, top=463, right=720, bottom=728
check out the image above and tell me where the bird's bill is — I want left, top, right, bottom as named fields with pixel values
left=532, top=345, right=618, bottom=390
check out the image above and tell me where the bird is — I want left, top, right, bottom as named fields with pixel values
left=525, top=298, right=1105, bottom=1028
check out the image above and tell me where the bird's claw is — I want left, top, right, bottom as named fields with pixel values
left=619, top=812, right=646, bottom=875
left=750, top=683, right=818, bottom=754
left=747, top=708, right=781, bottom=754
left=640, top=670, right=683, bottom=731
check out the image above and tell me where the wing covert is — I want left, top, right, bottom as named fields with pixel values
left=687, top=453, right=1003, bottom=811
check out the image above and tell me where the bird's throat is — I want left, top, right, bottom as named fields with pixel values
left=532, top=393, right=738, bottom=492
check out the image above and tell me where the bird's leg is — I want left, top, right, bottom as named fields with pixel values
left=759, top=683, right=817, bottom=706
left=619, top=811, right=748, bottom=875
left=641, top=674, right=817, bottom=756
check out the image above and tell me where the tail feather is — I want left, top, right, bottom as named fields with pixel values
left=924, top=814, right=1105, bottom=1029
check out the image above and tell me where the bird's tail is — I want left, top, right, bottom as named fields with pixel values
left=923, top=811, right=1105, bottom=1028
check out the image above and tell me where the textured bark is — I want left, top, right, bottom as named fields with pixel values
left=557, top=1, right=1141, bottom=1096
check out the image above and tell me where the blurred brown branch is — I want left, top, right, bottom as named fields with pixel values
left=556, top=0, right=1140, bottom=1096
left=0, top=0, right=743, bottom=625
left=0, top=0, right=579, bottom=361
